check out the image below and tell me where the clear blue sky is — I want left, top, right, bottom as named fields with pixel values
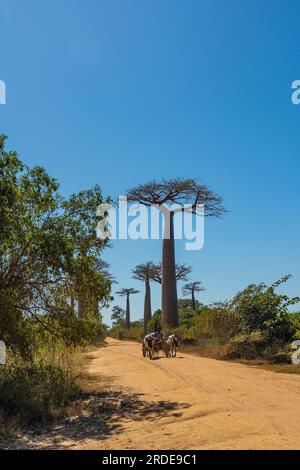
left=1, top=0, right=300, bottom=324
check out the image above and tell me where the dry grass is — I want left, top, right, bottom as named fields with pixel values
left=179, top=341, right=229, bottom=360
left=258, top=364, right=300, bottom=374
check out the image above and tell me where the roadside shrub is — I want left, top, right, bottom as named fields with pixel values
left=126, top=323, right=144, bottom=340
left=272, top=352, right=292, bottom=364
left=180, top=338, right=230, bottom=359
left=190, top=307, right=240, bottom=343
left=290, top=312, right=300, bottom=339
left=227, top=331, right=269, bottom=359
left=231, top=277, right=298, bottom=343
left=147, top=311, right=162, bottom=333
left=110, top=322, right=144, bottom=341
left=0, top=362, right=80, bottom=425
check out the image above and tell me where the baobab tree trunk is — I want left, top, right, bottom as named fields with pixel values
left=162, top=210, right=178, bottom=327
left=144, top=277, right=152, bottom=332
left=125, top=293, right=130, bottom=329
left=191, top=290, right=196, bottom=310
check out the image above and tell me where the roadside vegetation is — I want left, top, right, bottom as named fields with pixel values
left=0, top=136, right=111, bottom=441
left=110, top=276, right=300, bottom=370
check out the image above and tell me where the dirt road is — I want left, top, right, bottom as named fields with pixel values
left=16, top=338, right=299, bottom=450
left=68, top=337, right=300, bottom=450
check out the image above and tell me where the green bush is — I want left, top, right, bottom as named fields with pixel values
left=110, top=322, right=144, bottom=341
left=227, top=331, right=269, bottom=359
left=231, top=277, right=298, bottom=343
left=146, top=311, right=162, bottom=333
left=110, top=323, right=126, bottom=339
left=0, top=362, right=80, bottom=424
left=272, top=352, right=292, bottom=364
left=190, top=307, right=240, bottom=343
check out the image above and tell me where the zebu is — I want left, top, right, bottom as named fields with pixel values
left=167, top=334, right=179, bottom=357
left=142, top=333, right=156, bottom=359
left=142, top=333, right=170, bottom=359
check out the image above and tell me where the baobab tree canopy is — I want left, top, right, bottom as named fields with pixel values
left=116, top=288, right=140, bottom=297
left=183, top=281, right=205, bottom=310
left=132, top=262, right=158, bottom=281
left=127, top=178, right=226, bottom=216
left=150, top=263, right=192, bottom=284
left=183, top=281, right=205, bottom=296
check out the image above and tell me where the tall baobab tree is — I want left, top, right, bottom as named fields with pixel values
left=183, top=281, right=205, bottom=310
left=127, top=178, right=225, bottom=327
left=132, top=262, right=157, bottom=332
left=116, top=288, right=139, bottom=329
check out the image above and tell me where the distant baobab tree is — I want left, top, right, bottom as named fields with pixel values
left=150, top=262, right=192, bottom=285
left=132, top=262, right=157, bottom=332
left=183, top=281, right=205, bottom=310
left=127, top=178, right=225, bottom=327
left=116, top=288, right=139, bottom=329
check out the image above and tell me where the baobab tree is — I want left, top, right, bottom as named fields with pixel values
left=132, top=262, right=157, bottom=332
left=127, top=178, right=225, bottom=327
left=116, top=288, right=139, bottom=329
left=183, top=281, right=205, bottom=310
left=149, top=262, right=192, bottom=285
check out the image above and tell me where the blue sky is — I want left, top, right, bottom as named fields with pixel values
left=1, top=0, right=300, bottom=324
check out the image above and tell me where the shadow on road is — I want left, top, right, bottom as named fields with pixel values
left=13, top=387, right=190, bottom=449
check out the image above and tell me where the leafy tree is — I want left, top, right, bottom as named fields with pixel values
left=178, top=298, right=201, bottom=310
left=0, top=135, right=112, bottom=357
left=191, top=306, right=240, bottom=342
left=127, top=178, right=225, bottom=327
left=111, top=305, right=125, bottom=326
left=231, top=275, right=299, bottom=343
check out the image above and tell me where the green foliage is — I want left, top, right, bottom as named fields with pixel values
left=227, top=331, right=269, bottom=359
left=111, top=305, right=125, bottom=327
left=231, top=276, right=298, bottom=344
left=190, top=307, right=240, bottom=343
left=272, top=352, right=292, bottom=364
left=146, top=310, right=162, bottom=332
left=289, top=312, right=300, bottom=338
left=110, top=321, right=144, bottom=340
left=0, top=362, right=80, bottom=424
left=178, top=307, right=200, bottom=328
left=0, top=135, right=112, bottom=357
left=109, top=323, right=126, bottom=340
left=178, top=299, right=201, bottom=310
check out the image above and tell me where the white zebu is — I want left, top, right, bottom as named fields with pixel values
left=142, top=333, right=156, bottom=359
left=167, top=334, right=179, bottom=357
